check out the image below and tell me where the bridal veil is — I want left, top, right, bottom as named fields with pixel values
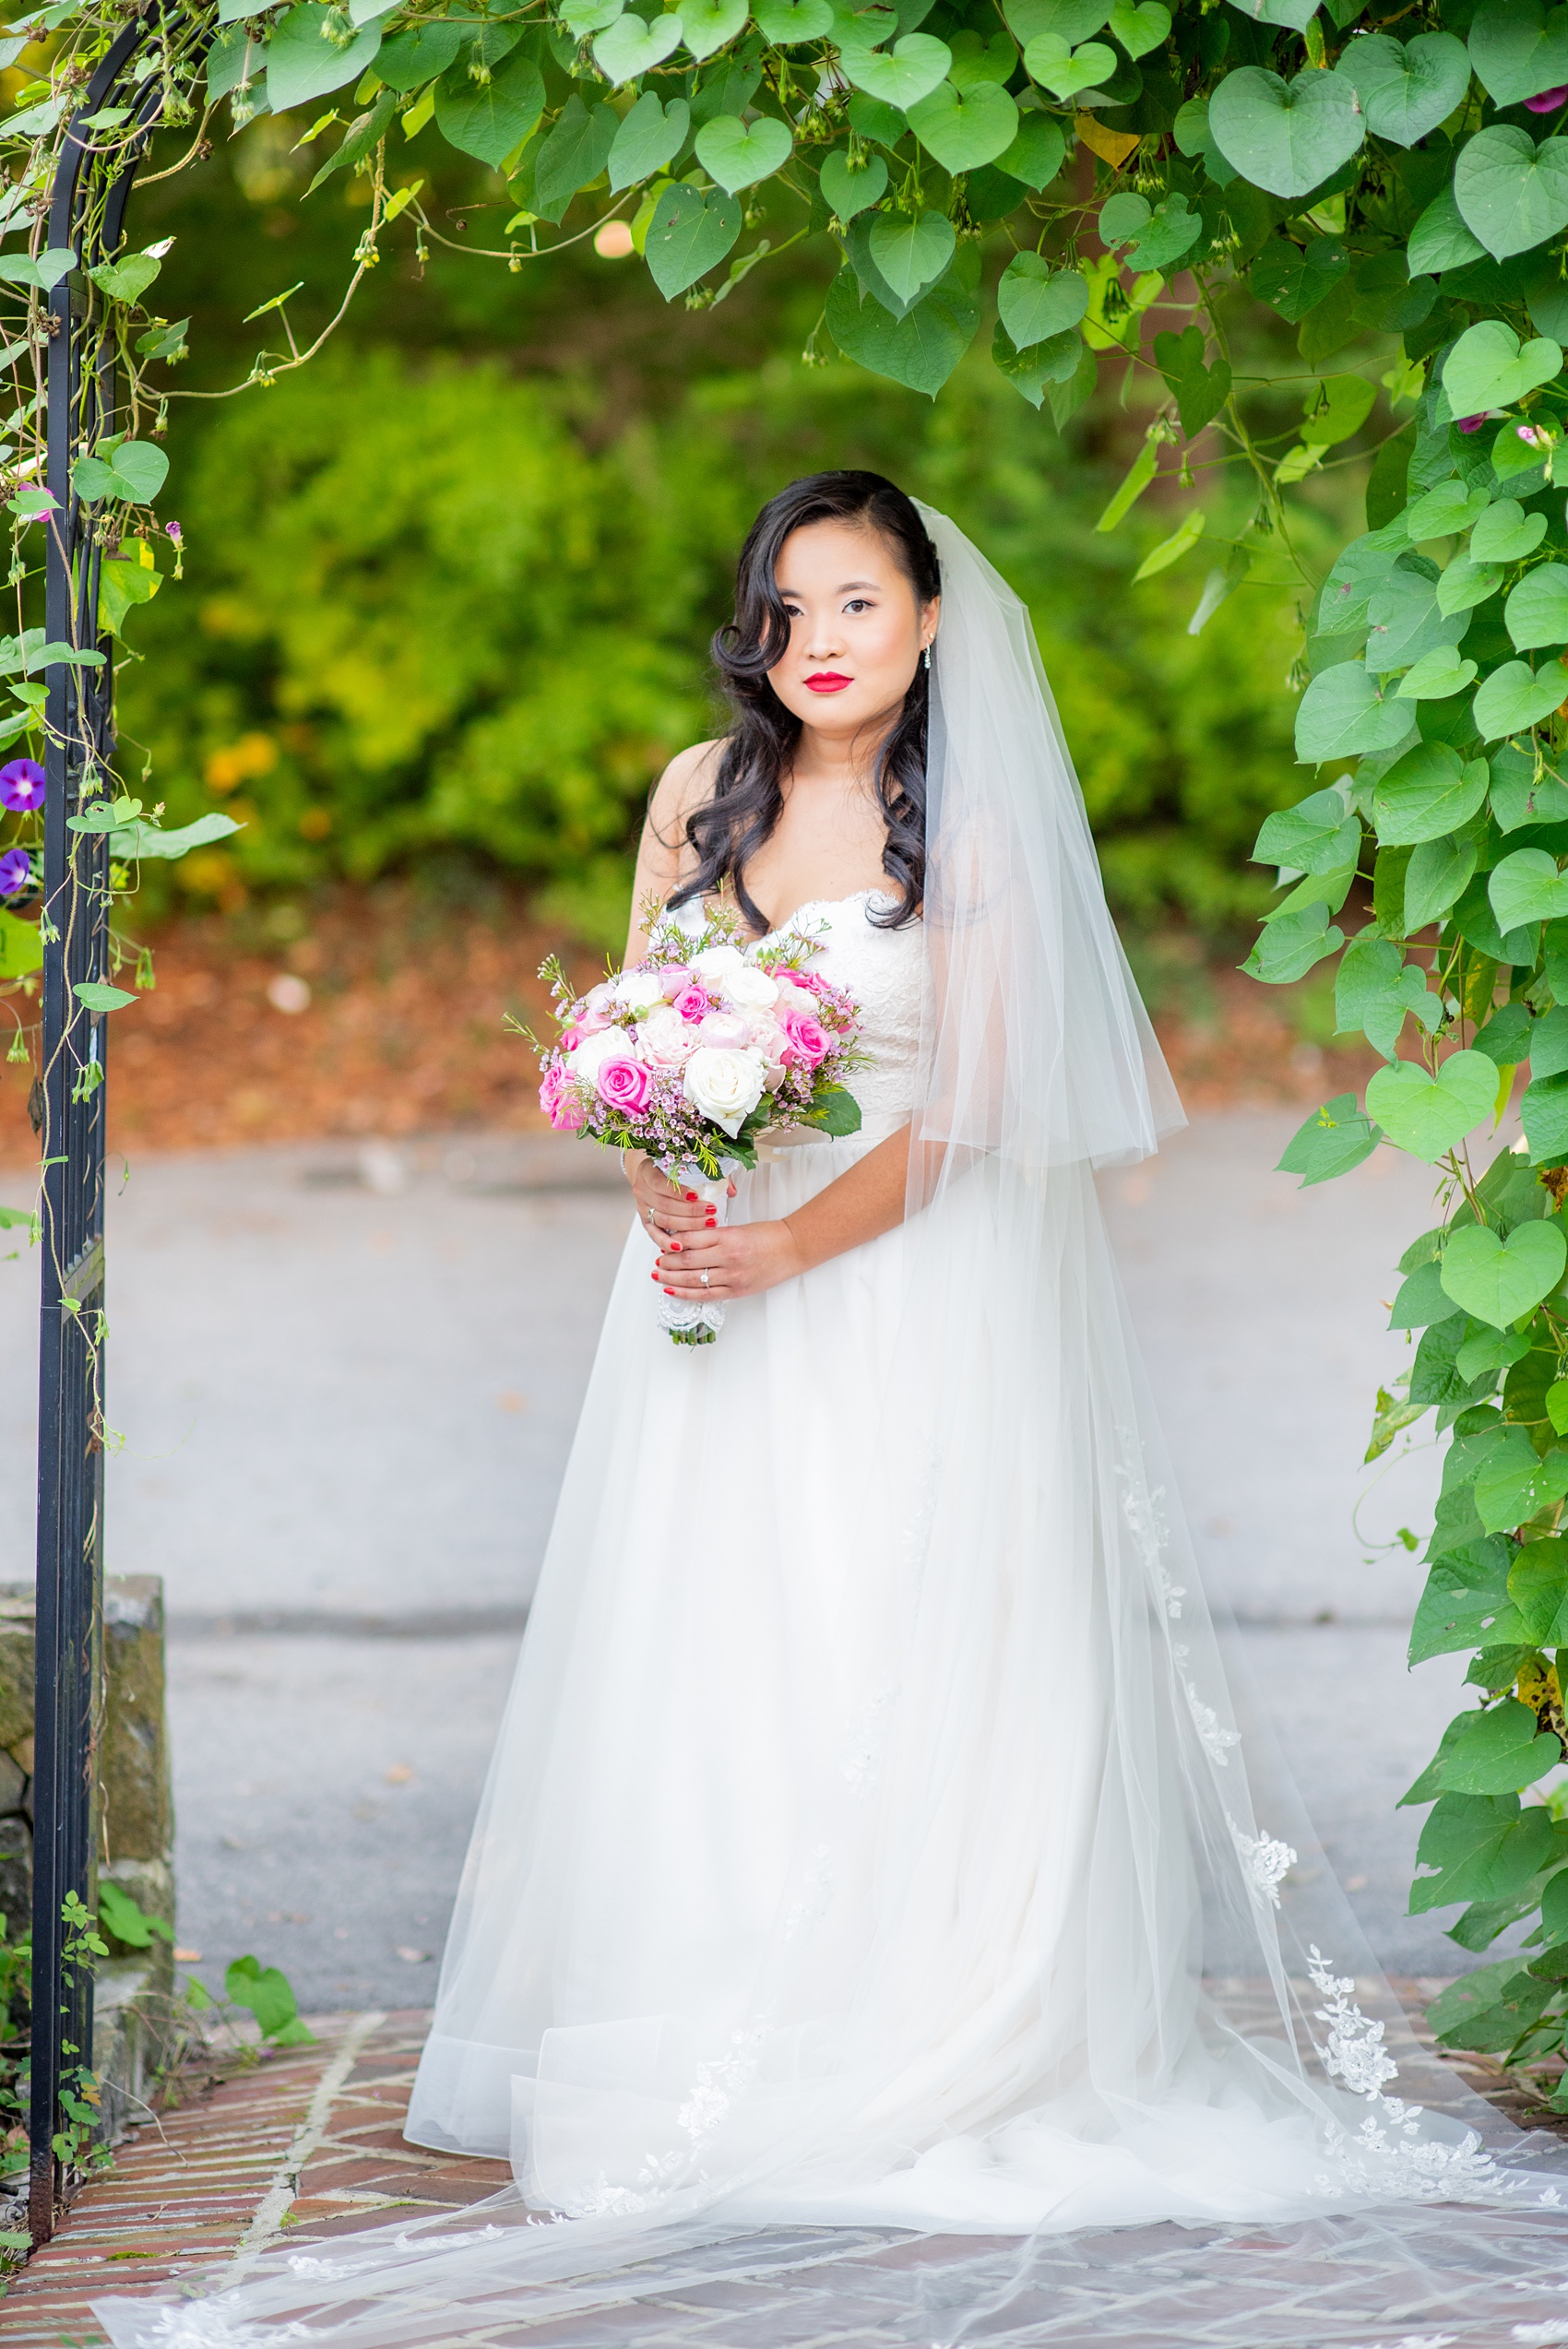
left=93, top=510, right=1568, bottom=2347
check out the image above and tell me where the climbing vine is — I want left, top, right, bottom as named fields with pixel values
left=1, top=0, right=1567, bottom=2084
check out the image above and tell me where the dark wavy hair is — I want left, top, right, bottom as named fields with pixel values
left=667, top=470, right=940, bottom=935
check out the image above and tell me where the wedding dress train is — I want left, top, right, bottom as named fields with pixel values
left=93, top=510, right=1568, bottom=2345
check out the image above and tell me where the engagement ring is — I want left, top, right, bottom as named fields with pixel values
left=700, top=1270, right=710, bottom=1287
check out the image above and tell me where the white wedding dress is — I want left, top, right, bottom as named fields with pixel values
left=95, top=513, right=1568, bottom=2347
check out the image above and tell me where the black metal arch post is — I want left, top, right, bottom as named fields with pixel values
left=29, top=14, right=190, bottom=2243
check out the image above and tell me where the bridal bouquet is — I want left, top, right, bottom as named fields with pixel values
left=530, top=903, right=863, bottom=1345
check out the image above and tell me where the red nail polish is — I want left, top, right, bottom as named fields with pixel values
left=664, top=1287, right=674, bottom=1296
left=685, top=1192, right=697, bottom=1202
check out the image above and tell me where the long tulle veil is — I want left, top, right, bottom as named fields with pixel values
left=94, top=511, right=1568, bottom=2347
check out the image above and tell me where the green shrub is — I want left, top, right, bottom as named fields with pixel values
left=121, top=342, right=1328, bottom=949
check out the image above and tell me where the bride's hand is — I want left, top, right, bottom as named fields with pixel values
left=653, top=1217, right=805, bottom=1302
left=627, top=1155, right=735, bottom=1244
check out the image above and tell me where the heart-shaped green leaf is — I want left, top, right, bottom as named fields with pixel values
left=1455, top=125, right=1568, bottom=260
left=997, top=252, right=1088, bottom=349
left=678, top=0, right=748, bottom=57
left=948, top=31, right=1016, bottom=86
left=1365, top=1048, right=1500, bottom=1162
left=839, top=30, right=952, bottom=105
left=1475, top=655, right=1568, bottom=738
left=1525, top=1069, right=1568, bottom=1159
left=374, top=18, right=463, bottom=88
left=265, top=1, right=382, bottom=112
left=1300, top=373, right=1376, bottom=446
left=1490, top=845, right=1568, bottom=930
left=533, top=96, right=620, bottom=215
left=906, top=77, right=1018, bottom=171
left=1242, top=901, right=1344, bottom=984
left=817, top=146, right=887, bottom=219
left=594, top=9, right=683, bottom=79
left=434, top=45, right=544, bottom=169
left=72, top=439, right=170, bottom=506
left=1366, top=568, right=1467, bottom=676
left=1408, top=185, right=1488, bottom=275
left=1125, top=192, right=1202, bottom=273
left=1335, top=936, right=1442, bottom=1060
left=1295, top=660, right=1418, bottom=763
left=1397, top=647, right=1479, bottom=701
left=868, top=208, right=956, bottom=304
left=1439, top=553, right=1505, bottom=617
left=1442, top=1218, right=1568, bottom=1328
left=1372, top=742, right=1491, bottom=843
left=992, top=319, right=1083, bottom=405
left=1277, top=1092, right=1383, bottom=1187
left=1469, top=0, right=1568, bottom=106
left=643, top=181, right=742, bottom=296
left=1337, top=30, right=1470, bottom=147
left=826, top=265, right=980, bottom=397
left=1207, top=65, right=1366, bottom=201
left=1099, top=191, right=1149, bottom=244
left=995, top=113, right=1066, bottom=188
left=1508, top=1535, right=1568, bottom=1643
left=1253, top=786, right=1358, bottom=873
left=1407, top=480, right=1492, bottom=540
left=1507, top=561, right=1568, bottom=650
left=89, top=251, right=162, bottom=306
left=608, top=92, right=691, bottom=189
left=754, top=0, right=833, bottom=36
left=1446, top=320, right=1564, bottom=416
left=1407, top=833, right=1479, bottom=931
left=1108, top=0, right=1169, bottom=55
left=1024, top=31, right=1116, bottom=95
left=1471, top=498, right=1550, bottom=563
left=561, top=0, right=624, bottom=31
left=1004, top=0, right=1110, bottom=42
left=695, top=111, right=792, bottom=189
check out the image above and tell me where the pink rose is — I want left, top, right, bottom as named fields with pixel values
left=780, top=1009, right=829, bottom=1069
left=785, top=967, right=826, bottom=994
left=540, top=1066, right=587, bottom=1131
left=697, top=1010, right=753, bottom=1050
left=673, top=985, right=711, bottom=1023
left=656, top=965, right=691, bottom=999
left=596, top=1054, right=652, bottom=1115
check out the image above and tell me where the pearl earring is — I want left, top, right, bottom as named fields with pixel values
left=922, top=645, right=932, bottom=670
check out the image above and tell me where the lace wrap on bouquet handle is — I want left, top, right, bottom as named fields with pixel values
left=657, top=1169, right=729, bottom=1345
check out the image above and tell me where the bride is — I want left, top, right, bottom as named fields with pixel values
left=98, top=476, right=1568, bottom=2342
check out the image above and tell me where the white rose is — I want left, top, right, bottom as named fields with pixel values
left=771, top=978, right=817, bottom=1019
left=692, top=943, right=746, bottom=985
left=724, top=964, right=778, bottom=1011
left=616, top=967, right=667, bottom=1015
left=569, top=1026, right=634, bottom=1083
left=684, top=1045, right=766, bottom=1137
left=637, top=1006, right=697, bottom=1067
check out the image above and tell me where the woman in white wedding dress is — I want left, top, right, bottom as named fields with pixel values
left=98, top=478, right=1568, bottom=2343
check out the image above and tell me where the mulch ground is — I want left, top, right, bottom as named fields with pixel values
left=0, top=888, right=1375, bottom=1171
left=3, top=1988, right=1565, bottom=2343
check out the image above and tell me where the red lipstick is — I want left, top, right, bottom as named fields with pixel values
left=805, top=671, right=852, bottom=694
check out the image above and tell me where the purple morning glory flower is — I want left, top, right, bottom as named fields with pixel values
left=1456, top=413, right=1489, bottom=433
left=0, top=848, right=30, bottom=896
left=1526, top=84, right=1568, bottom=110
left=0, top=759, right=44, bottom=812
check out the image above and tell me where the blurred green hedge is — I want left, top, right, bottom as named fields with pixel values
left=119, top=340, right=1323, bottom=952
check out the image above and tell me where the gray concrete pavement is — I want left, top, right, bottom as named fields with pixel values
left=0, top=1114, right=1483, bottom=2002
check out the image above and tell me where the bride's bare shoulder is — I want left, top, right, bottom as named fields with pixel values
left=648, top=737, right=727, bottom=835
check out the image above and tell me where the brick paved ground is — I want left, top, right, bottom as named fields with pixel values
left=0, top=2008, right=505, bottom=2343
left=4, top=1989, right=1566, bottom=2346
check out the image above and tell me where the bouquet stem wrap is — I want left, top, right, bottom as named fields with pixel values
left=657, top=1168, right=730, bottom=1347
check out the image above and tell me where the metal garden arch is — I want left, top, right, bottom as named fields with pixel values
left=29, top=13, right=206, bottom=2241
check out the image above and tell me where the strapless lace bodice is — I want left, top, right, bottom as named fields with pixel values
left=671, top=890, right=922, bottom=1122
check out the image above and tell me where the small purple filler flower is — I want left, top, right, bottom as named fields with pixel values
left=164, top=520, right=182, bottom=544
left=1456, top=413, right=1489, bottom=434
left=0, top=759, right=44, bottom=813
left=0, top=848, right=30, bottom=896
left=1527, top=84, right=1568, bottom=110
